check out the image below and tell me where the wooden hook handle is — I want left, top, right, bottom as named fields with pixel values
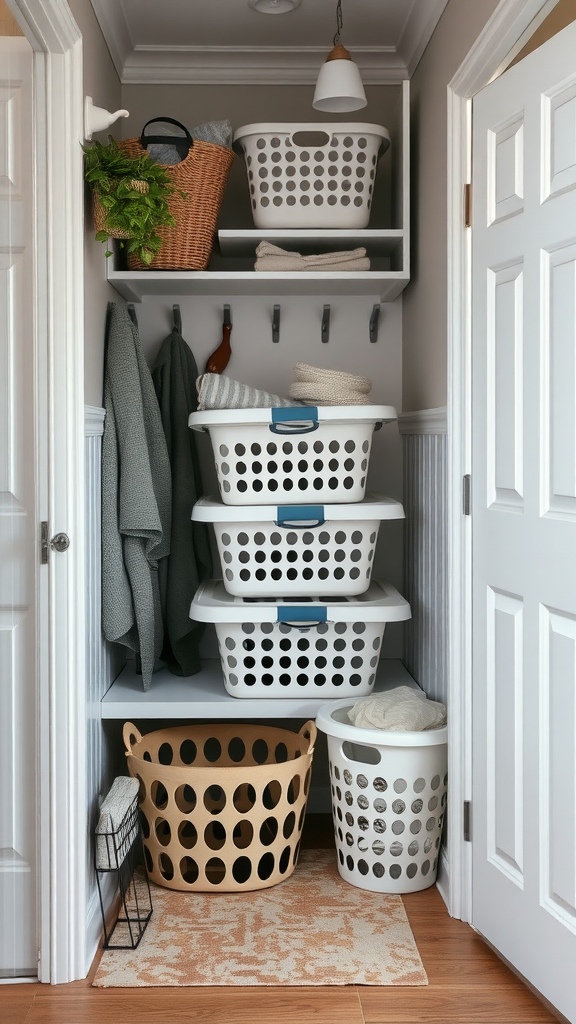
left=205, top=322, right=232, bottom=374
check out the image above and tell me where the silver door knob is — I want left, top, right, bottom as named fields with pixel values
left=50, top=533, right=70, bottom=552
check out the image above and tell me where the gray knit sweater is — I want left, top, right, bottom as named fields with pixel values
left=101, top=303, right=172, bottom=690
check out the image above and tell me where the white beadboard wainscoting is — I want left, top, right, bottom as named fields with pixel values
left=398, top=408, right=448, bottom=705
left=85, top=406, right=125, bottom=968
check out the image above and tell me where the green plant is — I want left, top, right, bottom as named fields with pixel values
left=83, top=137, right=179, bottom=264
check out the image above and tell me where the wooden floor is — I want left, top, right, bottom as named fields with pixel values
left=4, top=817, right=561, bottom=1024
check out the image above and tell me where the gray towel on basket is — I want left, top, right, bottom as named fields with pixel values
left=101, top=303, right=172, bottom=691
left=152, top=323, right=212, bottom=676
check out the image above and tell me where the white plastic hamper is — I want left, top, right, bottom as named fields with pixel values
left=316, top=699, right=447, bottom=894
left=188, top=405, right=396, bottom=506
left=191, top=580, right=410, bottom=699
left=192, top=494, right=405, bottom=598
left=233, top=123, right=390, bottom=229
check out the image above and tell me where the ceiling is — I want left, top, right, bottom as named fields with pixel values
left=90, top=0, right=449, bottom=85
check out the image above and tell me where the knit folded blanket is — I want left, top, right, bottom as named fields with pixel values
left=255, top=241, right=371, bottom=273
left=289, top=362, right=373, bottom=406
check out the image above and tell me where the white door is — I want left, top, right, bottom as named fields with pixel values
left=0, top=35, right=37, bottom=978
left=472, top=20, right=576, bottom=1022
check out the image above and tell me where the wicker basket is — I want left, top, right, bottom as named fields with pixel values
left=118, top=136, right=233, bottom=270
left=124, top=720, right=316, bottom=892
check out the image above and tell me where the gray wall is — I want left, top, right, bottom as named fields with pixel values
left=401, top=0, right=499, bottom=412
left=68, top=0, right=122, bottom=406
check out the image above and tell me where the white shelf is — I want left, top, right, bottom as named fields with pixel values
left=106, top=268, right=409, bottom=303
left=101, top=657, right=419, bottom=719
left=217, top=229, right=404, bottom=259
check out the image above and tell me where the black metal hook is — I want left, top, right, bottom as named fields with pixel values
left=321, top=304, right=330, bottom=344
left=369, top=303, right=380, bottom=344
left=173, top=304, right=182, bottom=333
left=272, top=305, right=281, bottom=344
left=127, top=303, right=138, bottom=329
left=223, top=303, right=232, bottom=326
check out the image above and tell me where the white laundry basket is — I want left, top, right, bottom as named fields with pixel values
left=192, top=494, right=404, bottom=598
left=190, top=579, right=410, bottom=700
left=188, top=405, right=396, bottom=506
left=233, top=123, right=390, bottom=229
left=316, top=698, right=447, bottom=894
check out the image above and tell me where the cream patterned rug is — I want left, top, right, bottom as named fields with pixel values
left=93, top=850, right=427, bottom=987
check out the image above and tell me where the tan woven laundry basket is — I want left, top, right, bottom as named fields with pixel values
left=119, top=121, right=233, bottom=271
left=124, top=720, right=316, bottom=892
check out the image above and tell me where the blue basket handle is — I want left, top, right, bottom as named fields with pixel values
left=269, top=407, right=319, bottom=435
left=277, top=605, right=327, bottom=630
left=276, top=505, right=325, bottom=528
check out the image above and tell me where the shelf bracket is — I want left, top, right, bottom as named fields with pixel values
left=369, top=303, right=380, bottom=344
left=272, top=304, right=281, bottom=344
left=321, top=304, right=330, bottom=344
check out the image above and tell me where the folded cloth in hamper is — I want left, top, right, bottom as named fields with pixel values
left=347, top=686, right=447, bottom=732
left=289, top=362, right=373, bottom=406
left=197, top=372, right=304, bottom=410
left=95, top=776, right=140, bottom=870
left=255, top=241, right=371, bottom=273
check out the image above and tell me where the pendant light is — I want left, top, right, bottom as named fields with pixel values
left=313, top=0, right=367, bottom=112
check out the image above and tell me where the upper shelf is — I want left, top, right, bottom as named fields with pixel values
left=106, top=267, right=409, bottom=303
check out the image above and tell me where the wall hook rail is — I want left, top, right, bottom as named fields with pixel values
left=173, top=304, right=182, bottom=333
left=369, top=303, right=380, bottom=343
left=321, top=304, right=330, bottom=344
left=272, top=305, right=281, bottom=344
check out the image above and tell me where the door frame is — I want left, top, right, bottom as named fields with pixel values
left=7, top=0, right=85, bottom=983
left=447, top=0, right=560, bottom=923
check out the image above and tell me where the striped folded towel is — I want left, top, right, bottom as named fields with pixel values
left=197, top=372, right=303, bottom=410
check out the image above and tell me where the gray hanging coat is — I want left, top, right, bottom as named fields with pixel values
left=101, top=303, right=172, bottom=691
left=152, top=319, right=212, bottom=675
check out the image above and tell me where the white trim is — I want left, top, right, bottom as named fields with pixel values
left=89, top=0, right=445, bottom=85
left=8, top=0, right=86, bottom=985
left=436, top=847, right=450, bottom=910
left=446, top=0, right=556, bottom=925
left=85, top=406, right=105, bottom=437
left=397, top=406, right=447, bottom=434
left=398, top=0, right=449, bottom=77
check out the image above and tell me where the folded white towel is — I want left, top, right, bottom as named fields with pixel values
left=289, top=362, right=373, bottom=406
left=255, top=241, right=371, bottom=273
left=347, top=686, right=447, bottom=732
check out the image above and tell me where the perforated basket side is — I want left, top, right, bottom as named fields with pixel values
left=124, top=721, right=316, bottom=892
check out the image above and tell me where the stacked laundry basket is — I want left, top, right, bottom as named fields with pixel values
left=188, top=404, right=411, bottom=699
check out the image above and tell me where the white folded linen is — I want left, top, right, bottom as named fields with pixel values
left=347, top=686, right=447, bottom=732
left=255, top=241, right=371, bottom=273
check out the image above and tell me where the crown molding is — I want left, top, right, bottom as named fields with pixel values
left=121, top=45, right=406, bottom=86
left=397, top=0, right=449, bottom=77
left=90, top=0, right=447, bottom=86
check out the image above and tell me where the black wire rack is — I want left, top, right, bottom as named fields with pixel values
left=95, top=795, right=153, bottom=950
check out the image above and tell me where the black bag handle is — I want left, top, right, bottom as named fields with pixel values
left=140, top=117, right=192, bottom=159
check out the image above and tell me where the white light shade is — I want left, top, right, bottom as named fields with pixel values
left=313, top=57, right=367, bottom=113
left=249, top=0, right=301, bottom=12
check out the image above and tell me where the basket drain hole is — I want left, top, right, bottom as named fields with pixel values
left=259, top=817, right=279, bottom=847
left=175, top=784, right=196, bottom=814
left=178, top=820, right=197, bottom=849
left=204, top=820, right=226, bottom=850
left=233, top=819, right=254, bottom=849
left=155, top=817, right=171, bottom=847
left=204, top=784, right=226, bottom=814
left=262, top=779, right=282, bottom=809
left=233, top=783, right=256, bottom=813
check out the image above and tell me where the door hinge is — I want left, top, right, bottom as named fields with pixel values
left=463, top=800, right=471, bottom=842
left=463, top=474, right=471, bottom=515
left=40, top=521, right=49, bottom=564
left=464, top=182, right=472, bottom=227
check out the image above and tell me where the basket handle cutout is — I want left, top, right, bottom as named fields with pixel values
left=299, top=720, right=317, bottom=754
left=277, top=606, right=327, bottom=629
left=341, top=740, right=382, bottom=765
left=276, top=505, right=324, bottom=529
left=269, top=406, right=319, bottom=435
left=123, top=722, right=143, bottom=756
left=291, top=130, right=331, bottom=148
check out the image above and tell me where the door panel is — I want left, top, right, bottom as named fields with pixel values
left=0, top=35, right=36, bottom=979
